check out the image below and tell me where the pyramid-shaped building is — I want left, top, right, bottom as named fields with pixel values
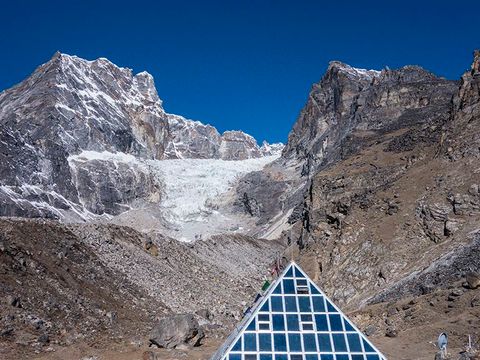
left=211, top=262, right=386, bottom=360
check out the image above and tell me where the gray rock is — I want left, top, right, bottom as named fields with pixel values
left=38, top=334, right=49, bottom=344
left=471, top=297, right=480, bottom=307
left=6, top=296, right=21, bottom=308
left=444, top=220, right=460, bottom=237
left=364, top=325, right=377, bottom=336
left=465, top=272, right=480, bottom=289
left=385, top=327, right=398, bottom=338
left=195, top=309, right=213, bottom=321
left=149, top=314, right=204, bottom=349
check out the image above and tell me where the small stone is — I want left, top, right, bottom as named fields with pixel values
left=450, top=289, right=463, bottom=297
left=38, top=334, right=49, bottom=345
left=471, top=297, right=480, bottom=307
left=465, top=272, right=480, bottom=289
left=385, top=327, right=397, bottom=338
left=444, top=220, right=459, bottom=236
left=386, top=307, right=398, bottom=317
left=6, top=296, right=21, bottom=308
left=468, top=184, right=479, bottom=195
left=106, top=311, right=117, bottom=325
left=195, top=309, right=212, bottom=321
left=364, top=325, right=377, bottom=336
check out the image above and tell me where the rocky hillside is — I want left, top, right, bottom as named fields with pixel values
left=0, top=218, right=282, bottom=359
left=0, top=52, right=281, bottom=221
left=238, top=51, right=479, bottom=358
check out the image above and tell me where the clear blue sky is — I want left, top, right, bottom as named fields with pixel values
left=0, top=0, right=478, bottom=143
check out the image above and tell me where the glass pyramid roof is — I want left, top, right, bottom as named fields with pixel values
left=211, top=262, right=386, bottom=360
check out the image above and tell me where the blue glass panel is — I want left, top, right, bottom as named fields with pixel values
left=271, top=296, right=284, bottom=312
left=347, top=333, right=362, bottom=352
left=274, top=333, right=287, bottom=351
left=305, top=355, right=318, bottom=360
left=290, top=355, right=303, bottom=360
left=326, top=301, right=337, bottom=313
left=286, top=314, right=300, bottom=331
left=317, top=334, right=332, bottom=352
left=294, top=266, right=305, bottom=278
left=366, top=356, right=380, bottom=360
left=272, top=314, right=285, bottom=331
left=335, top=356, right=349, bottom=360
left=275, top=355, right=288, bottom=360
left=329, top=314, right=343, bottom=331
left=244, top=333, right=257, bottom=351
left=352, top=356, right=365, bottom=360
left=332, top=334, right=347, bottom=352
left=245, top=355, right=257, bottom=360
left=259, top=333, right=272, bottom=351
left=288, top=333, right=302, bottom=352
left=303, top=333, right=317, bottom=352
left=298, top=296, right=311, bottom=312
left=320, top=355, right=334, bottom=360
left=310, top=284, right=320, bottom=294
left=273, top=282, right=282, bottom=294
left=314, top=314, right=328, bottom=331
left=258, top=314, right=269, bottom=322
left=283, top=279, right=295, bottom=294
left=260, top=300, right=269, bottom=312
left=231, top=337, right=241, bottom=351
left=297, top=279, right=307, bottom=286
left=363, top=339, right=375, bottom=352
left=260, top=355, right=273, bottom=360
left=312, top=296, right=325, bottom=312
left=301, top=314, right=312, bottom=321
left=285, top=267, right=294, bottom=277
left=343, top=318, right=355, bottom=331
left=229, top=355, right=241, bottom=360
left=246, top=318, right=256, bottom=331
left=285, top=296, right=297, bottom=312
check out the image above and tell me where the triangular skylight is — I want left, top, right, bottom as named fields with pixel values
left=211, top=262, right=387, bottom=360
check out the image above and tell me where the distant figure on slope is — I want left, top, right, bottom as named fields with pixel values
left=437, top=332, right=448, bottom=359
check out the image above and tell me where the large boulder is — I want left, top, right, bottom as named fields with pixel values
left=149, top=314, right=204, bottom=349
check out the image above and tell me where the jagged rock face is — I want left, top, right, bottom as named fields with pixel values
left=0, top=53, right=281, bottom=219
left=164, top=121, right=282, bottom=160
left=234, top=61, right=457, bottom=236
left=274, top=53, right=480, bottom=311
left=282, top=61, right=457, bottom=174
left=448, top=50, right=480, bottom=159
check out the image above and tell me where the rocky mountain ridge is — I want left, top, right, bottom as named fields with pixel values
left=0, top=52, right=282, bottom=221
left=271, top=52, right=480, bottom=358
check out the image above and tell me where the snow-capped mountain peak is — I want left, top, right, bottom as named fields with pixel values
left=0, top=52, right=282, bottom=222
